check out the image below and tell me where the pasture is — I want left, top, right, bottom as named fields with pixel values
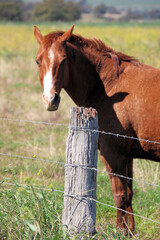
left=0, top=22, right=160, bottom=239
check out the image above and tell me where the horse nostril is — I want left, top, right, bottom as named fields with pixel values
left=51, top=93, right=59, bottom=105
left=54, top=93, right=58, bottom=102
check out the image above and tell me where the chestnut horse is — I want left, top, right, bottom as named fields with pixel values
left=34, top=25, right=160, bottom=234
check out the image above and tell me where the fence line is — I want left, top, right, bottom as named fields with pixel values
left=1, top=181, right=160, bottom=226
left=0, top=152, right=65, bottom=165
left=65, top=164, right=160, bottom=188
left=69, top=126, right=160, bottom=145
left=0, top=116, right=160, bottom=229
left=1, top=117, right=160, bottom=145
left=0, top=181, right=64, bottom=194
left=0, top=151, right=159, bottom=187
left=0, top=117, right=67, bottom=127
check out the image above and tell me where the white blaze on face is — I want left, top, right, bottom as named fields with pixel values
left=43, top=49, right=54, bottom=101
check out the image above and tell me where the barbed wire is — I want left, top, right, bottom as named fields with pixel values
left=0, top=151, right=159, bottom=187
left=0, top=116, right=159, bottom=231
left=0, top=152, right=65, bottom=165
left=69, top=126, right=160, bottom=145
left=65, top=164, right=160, bottom=187
left=0, top=117, right=67, bottom=127
left=1, top=181, right=160, bottom=226
left=64, top=194, right=160, bottom=226
left=1, top=117, right=159, bottom=186
left=0, top=181, right=64, bottom=194
left=1, top=117, right=160, bottom=145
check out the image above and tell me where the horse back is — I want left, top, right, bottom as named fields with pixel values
left=102, top=63, right=160, bottom=161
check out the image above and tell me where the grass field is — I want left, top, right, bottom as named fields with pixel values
left=0, top=21, right=160, bottom=239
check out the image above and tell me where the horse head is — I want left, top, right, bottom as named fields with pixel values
left=34, top=25, right=74, bottom=111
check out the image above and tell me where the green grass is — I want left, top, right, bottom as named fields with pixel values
left=0, top=22, right=160, bottom=239
left=0, top=184, right=67, bottom=240
left=1, top=163, right=159, bottom=239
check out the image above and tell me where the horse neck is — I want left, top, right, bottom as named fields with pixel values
left=64, top=45, right=106, bottom=108
left=64, top=44, right=119, bottom=107
left=86, top=48, right=120, bottom=94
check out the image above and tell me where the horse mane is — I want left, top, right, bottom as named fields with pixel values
left=43, top=31, right=139, bottom=67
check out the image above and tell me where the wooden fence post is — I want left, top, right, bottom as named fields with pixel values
left=62, top=107, right=99, bottom=236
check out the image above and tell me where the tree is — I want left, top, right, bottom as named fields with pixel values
left=93, top=4, right=107, bottom=18
left=0, top=0, right=23, bottom=21
left=22, top=3, right=37, bottom=21
left=32, top=0, right=81, bottom=21
left=61, top=1, right=81, bottom=21
left=78, top=0, right=92, bottom=13
left=150, top=9, right=160, bottom=19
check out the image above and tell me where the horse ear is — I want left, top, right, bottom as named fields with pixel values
left=34, top=26, right=43, bottom=44
left=59, top=25, right=74, bottom=43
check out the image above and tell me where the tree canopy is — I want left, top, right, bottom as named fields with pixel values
left=32, top=0, right=81, bottom=21
left=0, top=0, right=23, bottom=21
left=0, top=0, right=160, bottom=22
left=0, top=0, right=81, bottom=21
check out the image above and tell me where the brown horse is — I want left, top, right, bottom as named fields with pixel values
left=34, top=25, right=160, bottom=234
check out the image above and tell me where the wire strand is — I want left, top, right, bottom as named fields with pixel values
left=1, top=181, right=160, bottom=225
left=0, top=117, right=67, bottom=127
left=0, top=181, right=64, bottom=194
left=69, top=126, right=160, bottom=145
left=0, top=152, right=65, bottom=165
left=0, top=117, right=160, bottom=225
left=1, top=117, right=160, bottom=145
left=0, top=152, right=159, bottom=187
left=65, top=164, right=160, bottom=187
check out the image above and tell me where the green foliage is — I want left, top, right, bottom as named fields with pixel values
left=32, top=0, right=81, bottom=21
left=93, top=4, right=107, bottom=18
left=0, top=184, right=69, bottom=239
left=0, top=0, right=23, bottom=21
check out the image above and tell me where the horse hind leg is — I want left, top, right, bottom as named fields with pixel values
left=113, top=157, right=135, bottom=236
left=112, top=173, right=128, bottom=234
left=125, top=158, right=135, bottom=235
left=112, top=157, right=135, bottom=236
left=100, top=154, right=128, bottom=234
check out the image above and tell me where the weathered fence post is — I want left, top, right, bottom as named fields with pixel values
left=62, top=107, right=99, bottom=236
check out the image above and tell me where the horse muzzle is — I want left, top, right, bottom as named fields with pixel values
left=42, top=93, right=60, bottom=111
